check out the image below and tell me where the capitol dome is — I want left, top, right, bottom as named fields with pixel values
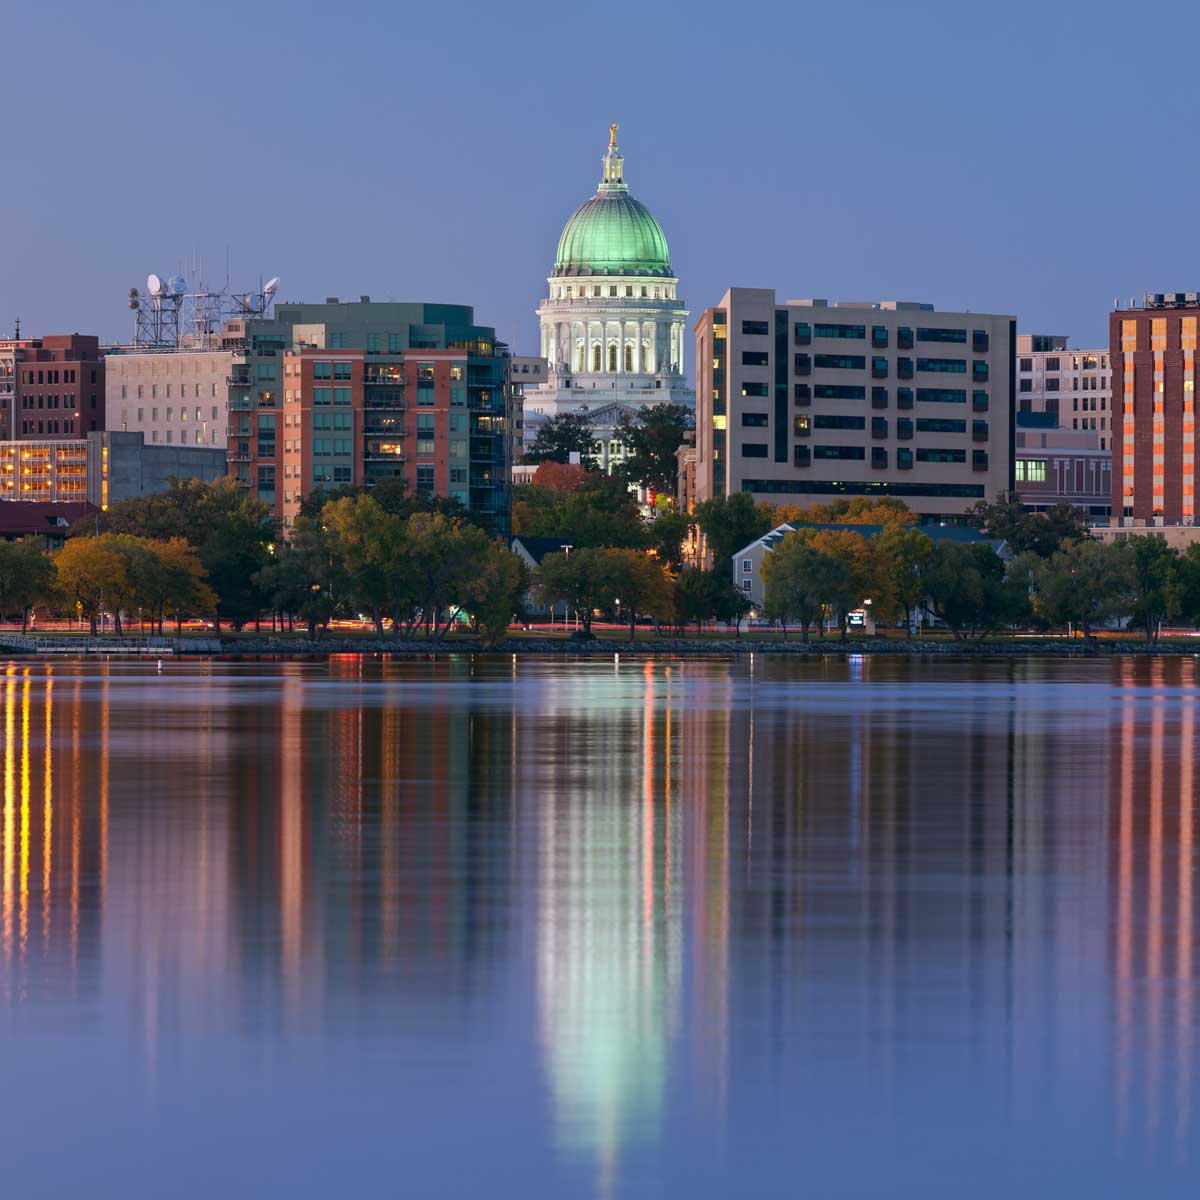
left=551, top=129, right=672, bottom=279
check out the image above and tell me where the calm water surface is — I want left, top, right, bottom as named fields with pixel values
left=0, top=654, right=1197, bottom=1197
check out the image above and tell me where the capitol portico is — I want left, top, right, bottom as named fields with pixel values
left=524, top=127, right=693, bottom=467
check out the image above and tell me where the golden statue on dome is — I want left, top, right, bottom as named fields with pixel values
left=609, top=122, right=618, bottom=148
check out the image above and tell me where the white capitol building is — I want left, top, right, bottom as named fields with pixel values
left=523, top=126, right=694, bottom=465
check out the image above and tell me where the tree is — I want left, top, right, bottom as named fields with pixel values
left=875, top=525, right=932, bottom=635
left=776, top=497, right=917, bottom=527
left=614, top=403, right=694, bottom=494
left=531, top=461, right=591, bottom=494
left=593, top=548, right=675, bottom=640
left=154, top=538, right=217, bottom=634
left=253, top=520, right=345, bottom=640
left=322, top=494, right=397, bottom=638
left=760, top=535, right=833, bottom=641
left=54, top=537, right=126, bottom=636
left=921, top=542, right=1028, bottom=640
left=1031, top=539, right=1133, bottom=640
left=693, top=492, right=775, bottom=570
left=525, top=413, right=599, bottom=466
left=1126, top=536, right=1180, bottom=643
left=647, top=509, right=692, bottom=570
left=538, top=548, right=609, bottom=636
left=466, top=544, right=529, bottom=647
left=0, top=539, right=55, bottom=633
left=966, top=491, right=1089, bottom=558
left=86, top=478, right=276, bottom=630
left=513, top=474, right=647, bottom=549
left=805, top=528, right=880, bottom=640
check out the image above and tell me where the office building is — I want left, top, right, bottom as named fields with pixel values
left=0, top=334, right=105, bottom=441
left=1110, top=293, right=1200, bottom=525
left=508, top=355, right=546, bottom=464
left=1016, top=334, right=1110, bottom=450
left=695, top=288, right=1014, bottom=522
left=523, top=127, right=693, bottom=463
left=226, top=299, right=510, bottom=534
left=104, top=349, right=233, bottom=449
left=0, top=431, right=225, bottom=507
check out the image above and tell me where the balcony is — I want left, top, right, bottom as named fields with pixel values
left=363, top=421, right=406, bottom=436
left=365, top=373, right=407, bottom=387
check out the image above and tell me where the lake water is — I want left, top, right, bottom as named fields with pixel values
left=0, top=654, right=1197, bottom=1197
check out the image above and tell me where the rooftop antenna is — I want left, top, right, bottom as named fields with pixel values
left=13, top=317, right=19, bottom=340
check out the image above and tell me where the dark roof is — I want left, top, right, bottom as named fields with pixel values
left=0, top=501, right=94, bottom=537
left=511, top=535, right=575, bottom=565
left=739, top=521, right=1006, bottom=559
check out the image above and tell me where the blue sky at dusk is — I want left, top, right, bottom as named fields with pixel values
left=3, top=0, right=1198, bottom=350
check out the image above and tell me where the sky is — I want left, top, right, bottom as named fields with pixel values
left=3, top=0, right=1200, bottom=352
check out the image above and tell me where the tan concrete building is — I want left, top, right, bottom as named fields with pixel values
left=695, top=289, right=1015, bottom=521
left=1016, top=334, right=1110, bottom=450
left=104, top=348, right=233, bottom=450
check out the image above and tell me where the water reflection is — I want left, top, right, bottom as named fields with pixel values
left=0, top=655, right=1197, bottom=1196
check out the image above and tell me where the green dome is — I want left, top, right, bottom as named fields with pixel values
left=552, top=133, right=673, bottom=278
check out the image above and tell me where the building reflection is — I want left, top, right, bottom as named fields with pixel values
left=1112, top=656, right=1197, bottom=1161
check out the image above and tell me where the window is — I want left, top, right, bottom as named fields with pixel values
left=813, top=414, right=865, bottom=430
left=794, top=322, right=811, bottom=344
left=972, top=361, right=989, bottom=382
left=1019, top=358, right=1033, bottom=372
left=917, top=328, right=967, bottom=344
left=1019, top=379, right=1032, bottom=393
left=741, top=443, right=769, bottom=457
left=813, top=384, right=865, bottom=400
left=794, top=384, right=811, bottom=405
left=741, top=320, right=770, bottom=336
left=813, top=354, right=866, bottom=370
left=896, top=448, right=913, bottom=470
left=1045, top=377, right=1059, bottom=391
left=871, top=326, right=888, bottom=347
left=972, top=420, right=989, bottom=442
left=256, top=363, right=276, bottom=381
left=742, top=351, right=770, bottom=366
left=896, top=387, right=913, bottom=409
left=972, top=392, right=989, bottom=411
left=741, top=413, right=769, bottom=426
left=366, top=334, right=381, bottom=353
left=871, top=417, right=888, bottom=439
left=916, top=358, right=966, bottom=373
left=813, top=323, right=865, bottom=340
left=916, top=388, right=966, bottom=403
left=333, top=387, right=352, bottom=405
left=313, top=362, right=332, bottom=379
left=896, top=418, right=913, bottom=440
left=742, top=382, right=769, bottom=397
left=871, top=447, right=888, bottom=469
left=793, top=445, right=811, bottom=467
left=871, top=357, right=888, bottom=378
left=333, top=362, right=353, bottom=380
left=794, top=415, right=811, bottom=437
left=872, top=387, right=888, bottom=408
left=742, top=559, right=752, bottom=574
left=916, top=448, right=966, bottom=463
left=916, top=417, right=966, bottom=433
left=794, top=354, right=811, bottom=375
left=313, top=387, right=331, bottom=405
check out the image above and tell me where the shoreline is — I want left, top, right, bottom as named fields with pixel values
left=204, top=635, right=1200, bottom=657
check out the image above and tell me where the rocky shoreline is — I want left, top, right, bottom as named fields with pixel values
left=208, top=635, right=1200, bottom=657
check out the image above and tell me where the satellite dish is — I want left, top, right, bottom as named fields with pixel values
left=147, top=273, right=163, bottom=297
left=264, top=276, right=280, bottom=296
left=167, top=274, right=187, bottom=296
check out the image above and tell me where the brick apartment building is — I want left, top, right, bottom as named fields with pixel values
left=1110, top=293, right=1200, bottom=524
left=0, top=334, right=104, bottom=440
